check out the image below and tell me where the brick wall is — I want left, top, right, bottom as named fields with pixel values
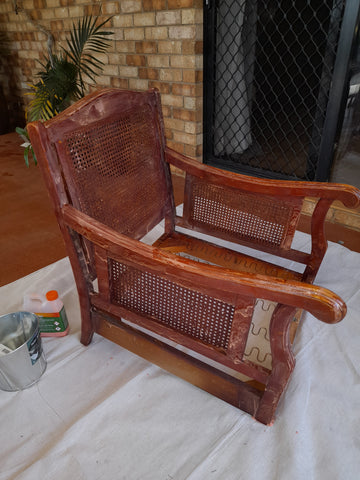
left=0, top=0, right=203, bottom=160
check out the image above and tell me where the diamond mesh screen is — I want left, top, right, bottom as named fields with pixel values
left=206, top=0, right=346, bottom=180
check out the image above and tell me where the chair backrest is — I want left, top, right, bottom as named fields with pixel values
left=30, top=88, right=174, bottom=241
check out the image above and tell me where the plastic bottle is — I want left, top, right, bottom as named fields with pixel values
left=23, top=290, right=69, bottom=337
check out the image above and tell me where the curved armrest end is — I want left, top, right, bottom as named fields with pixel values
left=314, top=294, right=347, bottom=324
left=253, top=277, right=347, bottom=325
left=335, top=184, right=360, bottom=209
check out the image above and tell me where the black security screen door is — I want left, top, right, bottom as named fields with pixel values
left=203, top=0, right=360, bottom=180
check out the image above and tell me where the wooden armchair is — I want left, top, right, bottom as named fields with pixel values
left=28, top=88, right=360, bottom=425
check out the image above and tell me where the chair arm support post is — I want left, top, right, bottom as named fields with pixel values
left=303, top=198, right=333, bottom=283
left=255, top=305, right=296, bottom=425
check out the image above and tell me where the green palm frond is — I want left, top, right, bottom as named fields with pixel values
left=40, top=55, right=80, bottom=102
left=26, top=82, right=56, bottom=122
left=25, top=15, right=113, bottom=123
left=18, top=14, right=113, bottom=165
left=63, top=15, right=113, bottom=94
left=27, top=56, right=79, bottom=121
left=15, top=127, right=37, bottom=166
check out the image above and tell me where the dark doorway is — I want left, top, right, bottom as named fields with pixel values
left=203, top=0, right=360, bottom=181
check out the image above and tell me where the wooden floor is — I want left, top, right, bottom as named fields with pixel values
left=1, top=132, right=359, bottom=287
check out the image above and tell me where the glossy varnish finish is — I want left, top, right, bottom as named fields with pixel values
left=28, top=88, right=360, bottom=425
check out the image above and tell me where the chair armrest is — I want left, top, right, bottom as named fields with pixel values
left=166, top=147, right=360, bottom=283
left=165, top=147, right=360, bottom=208
left=62, top=204, right=347, bottom=325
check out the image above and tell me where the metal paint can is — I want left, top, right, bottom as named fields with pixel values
left=0, top=312, right=47, bottom=391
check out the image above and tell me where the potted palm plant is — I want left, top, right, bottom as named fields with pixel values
left=17, top=15, right=113, bottom=166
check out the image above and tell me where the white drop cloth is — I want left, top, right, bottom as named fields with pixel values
left=0, top=231, right=359, bottom=480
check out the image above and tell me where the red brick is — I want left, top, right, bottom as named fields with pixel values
left=143, top=0, right=166, bottom=10
left=183, top=70, right=203, bottom=83
left=168, top=0, right=194, bottom=8
left=50, top=20, right=64, bottom=31
left=184, top=144, right=202, bottom=158
left=135, top=41, right=157, bottom=54
left=111, top=77, right=129, bottom=89
left=173, top=108, right=202, bottom=122
left=182, top=70, right=195, bottom=83
left=104, top=2, right=120, bottom=14
left=126, top=54, right=146, bottom=66
left=138, top=67, right=159, bottom=80
left=34, top=0, right=47, bottom=8
left=85, top=4, right=102, bottom=15
left=167, top=140, right=185, bottom=154
left=173, top=108, right=196, bottom=122
left=30, top=9, right=42, bottom=20
left=182, top=41, right=195, bottom=55
left=164, top=128, right=173, bottom=140
left=24, top=59, right=36, bottom=69
left=162, top=106, right=171, bottom=117
left=116, top=41, right=136, bottom=53
left=148, top=81, right=170, bottom=94
left=172, top=83, right=196, bottom=96
left=195, top=41, right=203, bottom=54
left=101, top=17, right=114, bottom=28
left=182, top=40, right=203, bottom=55
left=22, top=68, right=33, bottom=77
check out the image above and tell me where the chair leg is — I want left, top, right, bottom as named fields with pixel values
left=65, top=232, right=95, bottom=346
left=254, top=305, right=296, bottom=425
left=79, top=295, right=94, bottom=346
left=254, top=363, right=294, bottom=425
left=80, top=310, right=94, bottom=346
left=81, top=331, right=94, bottom=346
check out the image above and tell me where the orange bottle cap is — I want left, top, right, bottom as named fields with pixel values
left=46, top=290, right=59, bottom=301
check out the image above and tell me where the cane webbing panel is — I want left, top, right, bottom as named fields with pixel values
left=109, top=258, right=235, bottom=349
left=63, top=103, right=166, bottom=238
left=186, top=177, right=302, bottom=248
left=169, top=252, right=273, bottom=370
